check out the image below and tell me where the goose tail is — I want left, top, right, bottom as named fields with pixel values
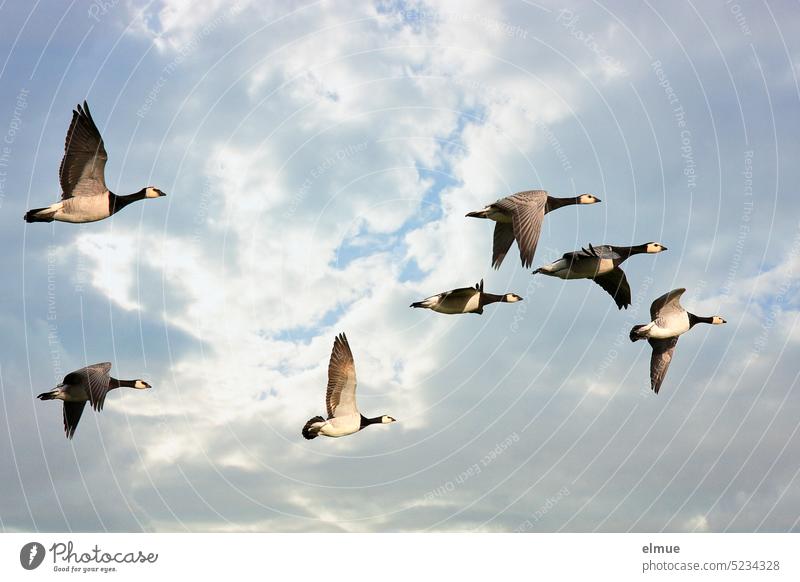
left=629, top=324, right=647, bottom=342
left=410, top=296, right=437, bottom=309
left=24, top=207, right=57, bottom=223
left=302, top=416, right=325, bottom=440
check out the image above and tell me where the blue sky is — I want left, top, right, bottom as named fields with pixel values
left=0, top=0, right=799, bottom=532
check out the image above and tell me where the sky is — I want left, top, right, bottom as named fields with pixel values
left=0, top=0, right=798, bottom=533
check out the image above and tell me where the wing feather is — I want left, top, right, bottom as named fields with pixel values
left=592, top=268, right=632, bottom=309
left=492, top=222, right=515, bottom=269
left=63, top=401, right=87, bottom=439
left=325, top=334, right=358, bottom=418
left=649, top=337, right=679, bottom=394
left=65, top=362, right=112, bottom=411
left=59, top=101, right=108, bottom=199
left=650, top=288, right=686, bottom=320
left=494, top=191, right=547, bottom=268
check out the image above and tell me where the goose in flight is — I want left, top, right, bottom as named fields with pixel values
left=24, top=101, right=165, bottom=223
left=534, top=242, right=667, bottom=309
left=410, top=279, right=523, bottom=314
left=466, top=190, right=600, bottom=269
left=36, top=362, right=151, bottom=438
left=302, top=333, right=396, bottom=439
left=630, top=288, right=726, bottom=394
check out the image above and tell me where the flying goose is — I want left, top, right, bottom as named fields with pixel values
left=533, top=242, right=667, bottom=309
left=630, top=288, right=726, bottom=394
left=302, top=333, right=396, bottom=439
left=36, top=362, right=151, bottom=438
left=466, top=190, right=601, bottom=269
left=24, top=101, right=165, bottom=224
left=410, top=279, right=523, bottom=314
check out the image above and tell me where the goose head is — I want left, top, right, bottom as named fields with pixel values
left=503, top=293, right=523, bottom=303
left=645, top=242, right=668, bottom=253
left=711, top=316, right=726, bottom=325
left=380, top=415, right=396, bottom=424
left=578, top=193, right=600, bottom=204
left=133, top=380, right=152, bottom=390
left=143, top=187, right=166, bottom=198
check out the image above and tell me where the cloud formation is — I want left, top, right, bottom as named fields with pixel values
left=0, top=0, right=798, bottom=532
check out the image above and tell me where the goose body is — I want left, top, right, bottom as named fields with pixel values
left=410, top=279, right=522, bottom=315
left=302, top=333, right=396, bottom=440
left=630, top=289, right=726, bottom=394
left=24, top=101, right=165, bottom=224
left=36, top=362, right=151, bottom=438
left=534, top=242, right=667, bottom=309
left=466, top=190, right=600, bottom=269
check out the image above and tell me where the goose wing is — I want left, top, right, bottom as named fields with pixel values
left=592, top=267, right=632, bottom=309
left=650, top=288, right=686, bottom=320
left=59, top=101, right=108, bottom=199
left=64, top=362, right=112, bottom=411
left=63, top=401, right=86, bottom=439
left=494, top=190, right=547, bottom=268
left=492, top=223, right=515, bottom=269
left=649, top=337, right=679, bottom=394
left=325, top=334, right=359, bottom=419
left=562, top=244, right=616, bottom=262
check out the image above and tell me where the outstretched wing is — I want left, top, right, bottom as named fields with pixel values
left=492, top=222, right=515, bottom=269
left=59, top=101, right=108, bottom=199
left=593, top=268, right=632, bottom=309
left=64, top=362, right=112, bottom=411
left=325, top=334, right=358, bottom=419
left=63, top=401, right=87, bottom=439
left=650, top=288, right=686, bottom=320
left=649, top=337, right=679, bottom=394
left=495, top=191, right=547, bottom=269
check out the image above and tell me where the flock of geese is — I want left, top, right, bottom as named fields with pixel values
left=26, top=101, right=726, bottom=441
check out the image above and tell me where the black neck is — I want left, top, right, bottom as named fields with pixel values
left=611, top=243, right=649, bottom=259
left=108, top=377, right=137, bottom=390
left=360, top=415, right=383, bottom=428
left=480, top=292, right=505, bottom=304
left=109, top=190, right=146, bottom=213
left=688, top=313, right=713, bottom=327
left=545, top=196, right=581, bottom=213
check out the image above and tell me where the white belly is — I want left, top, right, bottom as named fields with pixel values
left=56, top=195, right=112, bottom=223
left=319, top=415, right=361, bottom=438
left=540, top=258, right=602, bottom=279
left=647, top=315, right=690, bottom=339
